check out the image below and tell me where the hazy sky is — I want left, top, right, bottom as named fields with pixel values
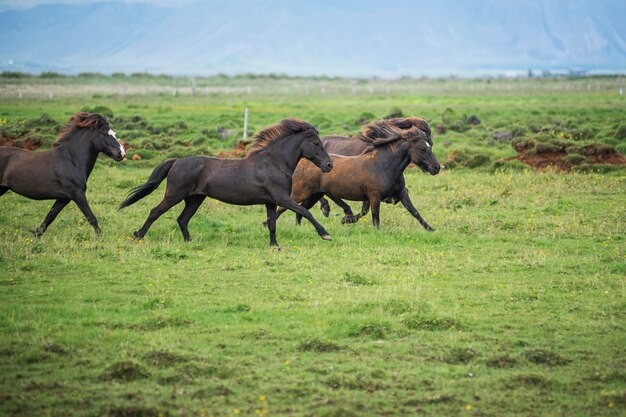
left=0, top=0, right=194, bottom=11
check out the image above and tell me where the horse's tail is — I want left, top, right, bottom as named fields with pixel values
left=119, top=158, right=177, bottom=209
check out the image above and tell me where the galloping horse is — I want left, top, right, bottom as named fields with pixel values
left=275, top=121, right=440, bottom=229
left=318, top=117, right=434, bottom=226
left=119, top=118, right=334, bottom=247
left=0, top=112, right=125, bottom=236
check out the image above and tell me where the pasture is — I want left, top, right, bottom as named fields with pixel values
left=0, top=77, right=625, bottom=416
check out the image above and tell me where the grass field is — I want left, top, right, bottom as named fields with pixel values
left=0, top=78, right=625, bottom=416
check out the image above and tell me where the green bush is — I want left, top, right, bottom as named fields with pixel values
left=563, top=153, right=589, bottom=165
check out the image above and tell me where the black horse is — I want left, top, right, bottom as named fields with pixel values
left=0, top=112, right=125, bottom=236
left=318, top=117, right=435, bottom=228
left=119, top=118, right=334, bottom=247
left=277, top=120, right=440, bottom=230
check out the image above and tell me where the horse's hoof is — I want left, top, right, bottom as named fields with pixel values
left=341, top=215, right=357, bottom=224
left=321, top=234, right=333, bottom=241
left=30, top=228, right=43, bottom=238
left=132, top=231, right=143, bottom=240
left=273, top=245, right=282, bottom=251
left=261, top=220, right=268, bottom=227
left=321, top=208, right=330, bottom=217
left=426, top=227, right=436, bottom=232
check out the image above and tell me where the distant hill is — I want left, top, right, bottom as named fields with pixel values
left=1, top=0, right=626, bottom=76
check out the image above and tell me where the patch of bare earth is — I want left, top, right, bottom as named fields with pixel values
left=513, top=142, right=626, bottom=172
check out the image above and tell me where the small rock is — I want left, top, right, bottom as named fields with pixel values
left=466, top=115, right=481, bottom=125
left=132, top=154, right=141, bottom=160
left=218, top=127, right=234, bottom=140
left=493, top=131, right=513, bottom=142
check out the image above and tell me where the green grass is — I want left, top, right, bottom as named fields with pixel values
left=1, top=81, right=625, bottom=416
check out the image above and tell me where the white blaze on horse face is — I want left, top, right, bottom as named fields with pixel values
left=108, top=129, right=125, bottom=157
left=425, top=142, right=431, bottom=149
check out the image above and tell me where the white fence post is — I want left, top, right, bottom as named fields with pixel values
left=243, top=107, right=249, bottom=140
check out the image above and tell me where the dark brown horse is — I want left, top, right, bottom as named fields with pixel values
left=275, top=121, right=440, bottom=229
left=119, top=118, right=334, bottom=247
left=0, top=112, right=125, bottom=236
left=318, top=117, right=435, bottom=228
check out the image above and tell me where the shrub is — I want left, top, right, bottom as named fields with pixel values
left=615, top=123, right=626, bottom=140
left=563, top=153, right=589, bottom=165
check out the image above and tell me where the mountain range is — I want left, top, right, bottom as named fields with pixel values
left=1, top=0, right=626, bottom=77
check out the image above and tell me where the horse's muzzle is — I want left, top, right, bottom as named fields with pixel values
left=321, top=161, right=333, bottom=172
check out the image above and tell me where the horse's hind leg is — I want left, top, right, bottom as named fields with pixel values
left=134, top=194, right=183, bottom=239
left=32, top=198, right=70, bottom=237
left=395, top=188, right=435, bottom=231
left=177, top=195, right=206, bottom=242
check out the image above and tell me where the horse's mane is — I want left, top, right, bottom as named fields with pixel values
left=55, top=112, right=108, bottom=145
left=355, top=117, right=431, bottom=147
left=246, top=118, right=318, bottom=157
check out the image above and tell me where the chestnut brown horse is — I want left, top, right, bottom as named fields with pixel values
left=0, top=112, right=125, bottom=236
left=275, top=122, right=440, bottom=229
left=318, top=117, right=437, bottom=229
left=119, top=118, right=333, bottom=247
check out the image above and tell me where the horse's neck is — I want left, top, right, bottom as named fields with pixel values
left=55, top=134, right=98, bottom=178
left=372, top=141, right=411, bottom=179
left=255, top=135, right=304, bottom=174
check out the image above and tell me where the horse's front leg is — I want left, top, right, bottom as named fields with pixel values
left=368, top=196, right=382, bottom=228
left=395, top=187, right=435, bottom=231
left=295, top=193, right=325, bottom=225
left=319, top=197, right=331, bottom=217
left=32, top=198, right=70, bottom=237
left=72, top=193, right=101, bottom=236
left=326, top=195, right=357, bottom=224
left=277, top=198, right=332, bottom=241
left=265, top=203, right=279, bottom=248
left=356, top=201, right=370, bottom=221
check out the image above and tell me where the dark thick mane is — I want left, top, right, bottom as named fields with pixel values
left=246, top=118, right=318, bottom=157
left=355, top=117, right=431, bottom=145
left=55, top=112, right=108, bottom=144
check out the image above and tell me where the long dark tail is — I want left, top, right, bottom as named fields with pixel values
left=119, top=158, right=177, bottom=209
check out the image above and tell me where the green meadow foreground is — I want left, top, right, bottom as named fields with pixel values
left=0, top=80, right=625, bottom=416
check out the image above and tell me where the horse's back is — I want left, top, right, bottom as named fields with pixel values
left=322, top=135, right=369, bottom=156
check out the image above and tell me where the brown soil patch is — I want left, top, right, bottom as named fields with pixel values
left=0, top=135, right=43, bottom=150
left=216, top=140, right=249, bottom=158
left=516, top=149, right=626, bottom=172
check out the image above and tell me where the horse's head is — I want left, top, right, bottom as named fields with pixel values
left=407, top=128, right=440, bottom=175
left=300, top=126, right=333, bottom=173
left=92, top=115, right=125, bottom=161
left=68, top=112, right=125, bottom=161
